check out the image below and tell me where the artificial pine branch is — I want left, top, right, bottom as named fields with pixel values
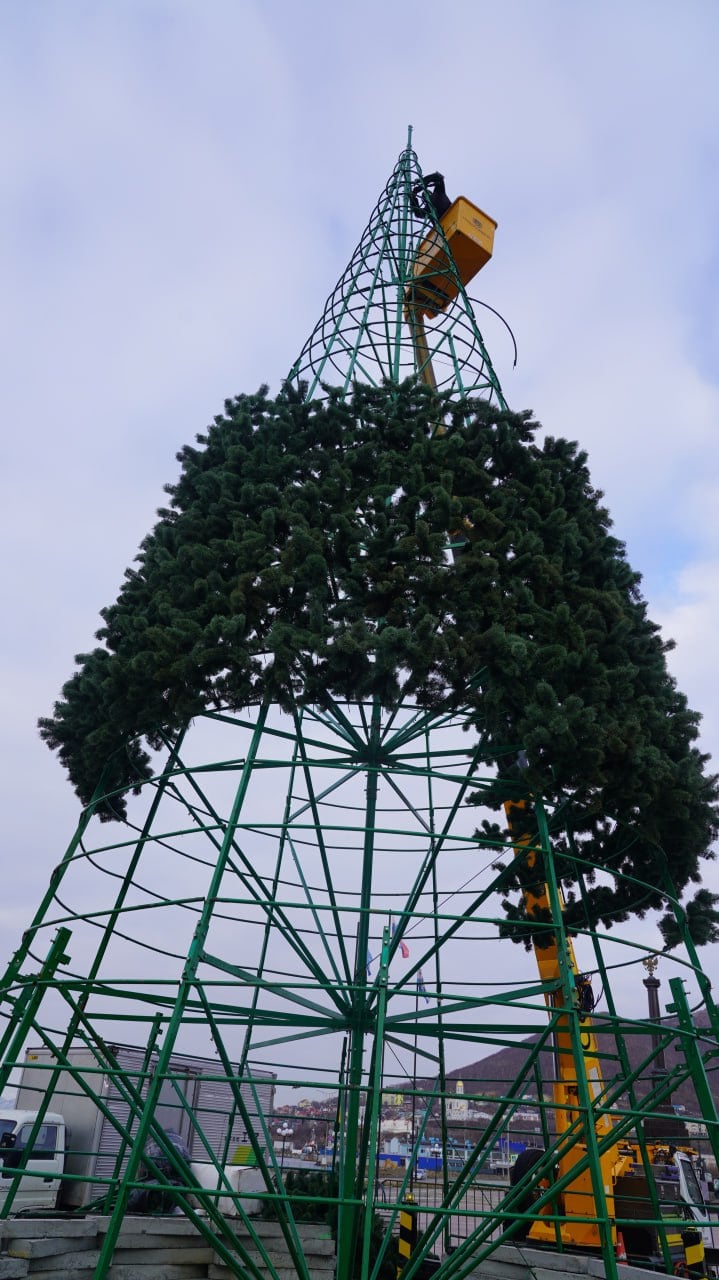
left=38, top=382, right=718, bottom=941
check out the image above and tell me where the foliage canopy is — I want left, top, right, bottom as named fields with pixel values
left=39, top=381, right=718, bottom=941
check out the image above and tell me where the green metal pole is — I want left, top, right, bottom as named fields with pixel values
left=0, top=927, right=71, bottom=1102
left=668, top=977, right=719, bottom=1171
left=535, top=800, right=620, bottom=1280
left=419, top=722, right=454, bottom=1254
left=196, top=989, right=308, bottom=1280
left=333, top=1036, right=347, bottom=1179
left=533, top=1058, right=563, bottom=1250
left=101, top=1013, right=164, bottom=1212
left=337, top=698, right=382, bottom=1280
left=574, top=856, right=673, bottom=1273
left=92, top=703, right=270, bottom=1280
left=359, top=926, right=390, bottom=1278
left=661, top=874, right=719, bottom=1040
left=0, top=738, right=142, bottom=1029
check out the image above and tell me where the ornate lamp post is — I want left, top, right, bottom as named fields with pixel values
left=642, top=955, right=680, bottom=1136
left=642, top=956, right=666, bottom=1075
left=277, top=1124, right=294, bottom=1172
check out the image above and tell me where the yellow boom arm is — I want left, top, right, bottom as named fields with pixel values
left=504, top=798, right=620, bottom=1250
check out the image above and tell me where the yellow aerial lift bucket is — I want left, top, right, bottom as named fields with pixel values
left=409, top=197, right=497, bottom=319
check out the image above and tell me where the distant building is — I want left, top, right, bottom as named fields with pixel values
left=448, top=1080, right=468, bottom=1120
left=381, top=1117, right=411, bottom=1138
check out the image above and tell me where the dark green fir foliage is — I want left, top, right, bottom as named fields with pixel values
left=39, top=381, right=718, bottom=940
left=658, top=887, right=719, bottom=951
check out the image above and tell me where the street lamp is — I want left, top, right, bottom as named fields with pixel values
left=277, top=1123, right=294, bottom=1172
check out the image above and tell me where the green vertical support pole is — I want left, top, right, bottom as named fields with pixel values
left=80, top=726, right=188, bottom=1003
left=333, top=1037, right=347, bottom=1179
left=535, top=801, right=619, bottom=1280
left=425, top=725, right=451, bottom=1256
left=432, top=874, right=451, bottom=1258
left=337, top=698, right=382, bottom=1280
left=0, top=770, right=105, bottom=1044
left=92, top=702, right=271, bottom=1280
left=1, top=732, right=192, bottom=1216
left=662, top=878, right=719, bottom=1042
left=0, top=729, right=186, bottom=1076
left=0, top=928, right=72, bottom=1220
left=392, top=129, right=412, bottom=383
left=1, top=732, right=190, bottom=1218
left=575, top=857, right=673, bottom=1274
left=101, top=1013, right=164, bottom=1212
left=0, top=982, right=34, bottom=1072
left=533, top=1058, right=563, bottom=1251
left=222, top=728, right=305, bottom=1171
left=0, top=726, right=157, bottom=1030
left=359, top=927, right=390, bottom=1280
left=668, top=977, right=719, bottom=1171
left=194, top=990, right=305, bottom=1280
left=49, top=728, right=189, bottom=1069
left=0, top=927, right=71, bottom=1102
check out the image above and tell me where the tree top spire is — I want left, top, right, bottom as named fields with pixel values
left=287, top=138, right=507, bottom=406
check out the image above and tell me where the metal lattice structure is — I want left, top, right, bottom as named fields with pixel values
left=2, top=135, right=719, bottom=1280
left=287, top=133, right=507, bottom=405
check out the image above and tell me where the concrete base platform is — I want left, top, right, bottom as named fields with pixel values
left=0, top=1215, right=211, bottom=1279
left=469, top=1241, right=669, bottom=1278
left=0, top=1216, right=676, bottom=1278
left=0, top=1216, right=335, bottom=1279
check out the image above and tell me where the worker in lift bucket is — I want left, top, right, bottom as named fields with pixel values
left=411, top=172, right=451, bottom=221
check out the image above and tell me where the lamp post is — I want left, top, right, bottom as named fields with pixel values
left=642, top=955, right=679, bottom=1134
left=324, top=1119, right=330, bottom=1161
left=277, top=1123, right=294, bottom=1172
left=642, top=956, right=666, bottom=1076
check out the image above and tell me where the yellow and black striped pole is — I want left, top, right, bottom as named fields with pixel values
left=397, top=1193, right=417, bottom=1276
left=681, top=1226, right=707, bottom=1278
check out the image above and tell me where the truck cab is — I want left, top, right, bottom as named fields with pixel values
left=675, top=1149, right=719, bottom=1259
left=612, top=1145, right=718, bottom=1268
left=0, top=1109, right=66, bottom=1212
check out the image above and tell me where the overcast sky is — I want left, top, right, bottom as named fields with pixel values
left=2, top=0, right=719, bottom=1026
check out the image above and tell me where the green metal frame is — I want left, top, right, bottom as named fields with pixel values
left=287, top=128, right=507, bottom=407
left=1, top=694, right=717, bottom=1278
left=1, top=136, right=717, bottom=1280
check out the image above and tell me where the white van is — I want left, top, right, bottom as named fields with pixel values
left=0, top=1109, right=66, bottom=1211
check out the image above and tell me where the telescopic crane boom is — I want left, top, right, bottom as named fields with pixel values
left=504, top=797, right=620, bottom=1252
left=405, top=173, right=497, bottom=390
left=504, top=797, right=710, bottom=1277
left=406, top=178, right=711, bottom=1274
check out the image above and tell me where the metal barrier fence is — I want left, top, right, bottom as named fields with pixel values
left=374, top=1175, right=509, bottom=1255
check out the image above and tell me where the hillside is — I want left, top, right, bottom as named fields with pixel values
left=431, top=1008, right=718, bottom=1140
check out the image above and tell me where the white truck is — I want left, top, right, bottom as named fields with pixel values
left=0, top=1044, right=275, bottom=1213
left=0, top=1108, right=66, bottom=1211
